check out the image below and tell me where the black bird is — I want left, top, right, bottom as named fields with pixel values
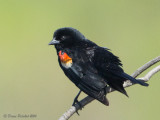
left=49, top=27, right=148, bottom=106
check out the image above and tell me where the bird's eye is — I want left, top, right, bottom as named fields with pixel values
left=61, top=36, right=66, bottom=40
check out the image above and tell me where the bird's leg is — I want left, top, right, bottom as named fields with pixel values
left=72, top=90, right=81, bottom=106
left=72, top=90, right=82, bottom=115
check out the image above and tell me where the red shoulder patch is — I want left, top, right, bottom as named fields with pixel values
left=59, top=50, right=72, bottom=63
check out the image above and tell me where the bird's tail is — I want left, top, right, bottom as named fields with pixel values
left=122, top=73, right=149, bottom=86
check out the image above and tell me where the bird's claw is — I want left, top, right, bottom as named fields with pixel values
left=72, top=100, right=83, bottom=115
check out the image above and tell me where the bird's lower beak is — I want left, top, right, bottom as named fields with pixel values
left=48, top=38, right=60, bottom=45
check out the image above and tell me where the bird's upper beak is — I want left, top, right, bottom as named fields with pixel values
left=48, top=38, right=60, bottom=45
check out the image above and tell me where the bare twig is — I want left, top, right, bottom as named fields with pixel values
left=131, top=56, right=160, bottom=78
left=139, top=65, right=160, bottom=81
left=58, top=56, right=160, bottom=120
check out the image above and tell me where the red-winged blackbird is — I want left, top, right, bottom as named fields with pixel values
left=49, top=27, right=148, bottom=106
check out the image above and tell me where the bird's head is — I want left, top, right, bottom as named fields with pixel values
left=49, top=27, right=85, bottom=49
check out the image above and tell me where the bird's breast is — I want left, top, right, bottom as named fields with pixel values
left=59, top=50, right=73, bottom=69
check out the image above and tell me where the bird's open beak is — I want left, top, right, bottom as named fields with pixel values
left=48, top=38, right=60, bottom=45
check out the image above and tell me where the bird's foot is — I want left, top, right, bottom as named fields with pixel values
left=72, top=99, right=83, bottom=115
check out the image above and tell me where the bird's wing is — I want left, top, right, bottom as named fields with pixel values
left=71, top=50, right=107, bottom=90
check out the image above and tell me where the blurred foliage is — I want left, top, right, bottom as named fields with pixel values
left=0, top=0, right=160, bottom=120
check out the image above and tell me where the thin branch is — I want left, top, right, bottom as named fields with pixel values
left=131, top=56, right=160, bottom=78
left=140, top=65, right=160, bottom=81
left=58, top=56, right=160, bottom=120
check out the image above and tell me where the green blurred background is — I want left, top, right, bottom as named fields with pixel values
left=0, top=0, right=160, bottom=120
